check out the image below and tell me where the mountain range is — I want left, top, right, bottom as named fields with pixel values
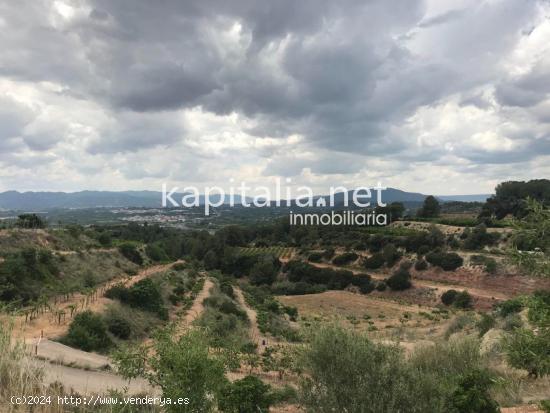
left=0, top=189, right=492, bottom=211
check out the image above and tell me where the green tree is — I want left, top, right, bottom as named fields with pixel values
left=386, top=268, right=411, bottom=291
left=418, top=196, right=441, bottom=218
left=446, top=369, right=500, bottom=413
left=116, top=329, right=227, bottom=412
left=250, top=255, right=279, bottom=285
left=219, top=375, right=272, bottom=413
left=503, top=328, right=550, bottom=378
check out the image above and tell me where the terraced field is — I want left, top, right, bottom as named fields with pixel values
left=237, top=246, right=295, bottom=259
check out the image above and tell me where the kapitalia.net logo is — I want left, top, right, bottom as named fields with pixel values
left=161, top=179, right=389, bottom=226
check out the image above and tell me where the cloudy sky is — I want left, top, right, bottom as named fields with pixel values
left=1, top=0, right=549, bottom=195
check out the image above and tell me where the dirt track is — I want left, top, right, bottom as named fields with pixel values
left=14, top=261, right=180, bottom=341
left=234, top=287, right=267, bottom=353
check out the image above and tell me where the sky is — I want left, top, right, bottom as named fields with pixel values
left=0, top=0, right=549, bottom=195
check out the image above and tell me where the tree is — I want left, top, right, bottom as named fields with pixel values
left=386, top=268, right=412, bottom=291
left=375, top=202, right=405, bottom=223
left=16, top=213, right=46, bottom=228
left=503, top=328, right=550, bottom=378
left=250, top=255, right=279, bottom=285
left=116, top=329, right=227, bottom=412
left=418, top=196, right=441, bottom=218
left=218, top=375, right=272, bottom=413
left=446, top=369, right=500, bottom=413
left=364, top=253, right=385, bottom=269
left=118, top=243, right=143, bottom=265
left=382, top=244, right=401, bottom=267
left=441, top=290, right=458, bottom=306
left=508, top=199, right=550, bottom=276
left=479, top=179, right=550, bottom=220
left=454, top=291, right=473, bottom=309
left=426, top=251, right=463, bottom=271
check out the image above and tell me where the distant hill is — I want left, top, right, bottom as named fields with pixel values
left=0, top=189, right=492, bottom=211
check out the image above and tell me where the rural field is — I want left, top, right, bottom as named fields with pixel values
left=1, top=180, right=549, bottom=412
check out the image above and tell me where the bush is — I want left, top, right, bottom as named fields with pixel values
left=104, top=283, right=130, bottom=301
left=219, top=375, right=272, bottom=413
left=426, top=251, right=463, bottom=271
left=62, top=311, right=112, bottom=352
left=127, top=279, right=167, bottom=318
left=364, top=253, right=385, bottom=269
left=441, top=289, right=458, bottom=306
left=495, top=298, right=523, bottom=317
left=107, top=315, right=132, bottom=339
left=332, top=252, right=359, bottom=266
left=250, top=255, right=279, bottom=285
left=415, top=259, right=428, bottom=271
left=502, top=314, right=523, bottom=331
left=118, top=243, right=143, bottom=265
left=503, top=328, right=550, bottom=377
left=454, top=291, right=473, bottom=309
left=375, top=281, right=387, bottom=292
left=386, top=268, right=411, bottom=291
left=308, top=252, right=324, bottom=262
left=145, top=243, right=168, bottom=262
left=476, top=313, right=495, bottom=337
left=382, top=244, right=401, bottom=267
left=446, top=369, right=500, bottom=413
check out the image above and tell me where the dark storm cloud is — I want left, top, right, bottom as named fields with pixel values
left=0, top=0, right=549, bottom=183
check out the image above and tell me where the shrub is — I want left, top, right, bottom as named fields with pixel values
left=484, top=259, right=497, bottom=274
left=376, top=281, right=387, bottom=292
left=127, top=278, right=167, bottom=318
left=445, top=369, right=500, bottom=413
left=426, top=251, right=463, bottom=271
left=250, top=256, right=279, bottom=285
left=382, top=244, right=401, bottom=267
left=145, top=243, right=168, bottom=262
left=476, top=313, right=495, bottom=337
left=495, top=298, right=523, bottom=317
left=415, top=259, right=428, bottom=271
left=107, top=315, right=132, bottom=339
left=527, top=290, right=550, bottom=328
left=172, top=262, right=186, bottom=271
left=503, top=328, right=550, bottom=377
left=219, top=375, right=272, bottom=413
left=308, top=252, right=324, bottom=262
left=62, top=311, right=112, bottom=352
left=386, top=268, right=411, bottom=291
left=502, top=314, right=523, bottom=331
left=454, top=291, right=473, bottom=309
left=118, top=243, right=143, bottom=265
left=104, top=283, right=130, bottom=302
left=441, top=289, right=458, bottom=306
left=364, top=253, right=385, bottom=269
left=332, top=252, right=359, bottom=266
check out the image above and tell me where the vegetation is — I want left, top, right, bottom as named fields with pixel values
left=386, top=268, right=412, bottom=291
left=417, top=195, right=441, bottom=218
left=426, top=251, right=463, bottom=271
left=219, top=375, right=273, bottom=413
left=61, top=310, right=113, bottom=352
left=299, top=326, right=498, bottom=413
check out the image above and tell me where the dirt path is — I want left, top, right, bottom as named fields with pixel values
left=173, top=277, right=214, bottom=338
left=38, top=359, right=157, bottom=395
left=29, top=338, right=112, bottom=370
left=234, top=287, right=267, bottom=353
left=14, top=261, right=181, bottom=341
